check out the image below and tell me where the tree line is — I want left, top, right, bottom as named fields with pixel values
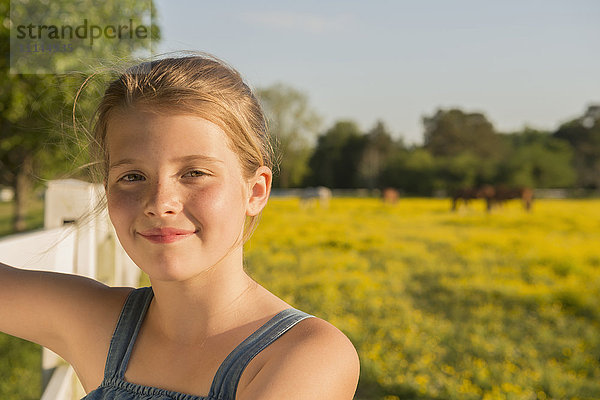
left=259, top=84, right=600, bottom=195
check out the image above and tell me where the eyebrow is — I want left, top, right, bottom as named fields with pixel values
left=109, top=155, right=224, bottom=170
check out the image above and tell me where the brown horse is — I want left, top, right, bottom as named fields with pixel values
left=452, top=186, right=533, bottom=212
left=489, top=186, right=533, bottom=211
left=451, top=186, right=489, bottom=211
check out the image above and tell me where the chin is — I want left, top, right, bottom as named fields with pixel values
left=139, top=257, right=214, bottom=284
left=144, top=267, right=201, bottom=284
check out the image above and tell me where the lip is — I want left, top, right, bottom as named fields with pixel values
left=137, top=227, right=198, bottom=244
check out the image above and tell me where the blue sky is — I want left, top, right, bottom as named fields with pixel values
left=153, top=0, right=600, bottom=144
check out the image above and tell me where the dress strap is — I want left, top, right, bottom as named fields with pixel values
left=103, top=286, right=154, bottom=379
left=208, top=308, right=313, bottom=400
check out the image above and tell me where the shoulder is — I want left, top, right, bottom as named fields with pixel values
left=60, top=280, right=133, bottom=355
left=237, top=315, right=360, bottom=400
left=42, top=274, right=134, bottom=344
left=64, top=282, right=134, bottom=390
left=63, top=279, right=134, bottom=341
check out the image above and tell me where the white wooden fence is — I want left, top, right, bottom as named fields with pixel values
left=0, top=179, right=140, bottom=400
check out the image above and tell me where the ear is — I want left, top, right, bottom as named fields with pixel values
left=245, top=166, right=272, bottom=217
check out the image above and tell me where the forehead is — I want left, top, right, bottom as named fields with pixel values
left=105, top=109, right=236, bottom=162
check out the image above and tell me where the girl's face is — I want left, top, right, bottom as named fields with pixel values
left=105, top=109, right=252, bottom=282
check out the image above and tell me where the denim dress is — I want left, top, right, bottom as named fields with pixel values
left=82, top=287, right=313, bottom=400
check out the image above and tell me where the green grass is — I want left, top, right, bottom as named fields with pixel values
left=0, top=199, right=45, bottom=238
left=0, top=200, right=45, bottom=399
left=0, top=335, right=41, bottom=400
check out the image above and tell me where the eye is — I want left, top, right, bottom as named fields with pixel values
left=183, top=170, right=207, bottom=178
left=118, top=173, right=145, bottom=182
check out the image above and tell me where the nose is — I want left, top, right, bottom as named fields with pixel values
left=144, top=180, right=183, bottom=217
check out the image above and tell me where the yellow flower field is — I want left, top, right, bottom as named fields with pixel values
left=244, top=197, right=600, bottom=400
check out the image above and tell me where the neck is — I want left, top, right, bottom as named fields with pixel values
left=146, top=246, right=259, bottom=344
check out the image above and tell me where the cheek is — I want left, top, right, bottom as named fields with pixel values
left=106, top=188, right=141, bottom=228
left=189, top=184, right=231, bottom=216
left=188, top=182, right=246, bottom=226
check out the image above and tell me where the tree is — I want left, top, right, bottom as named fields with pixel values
left=256, top=83, right=321, bottom=188
left=0, top=0, right=160, bottom=231
left=553, top=105, right=600, bottom=189
left=434, top=152, right=482, bottom=192
left=357, top=120, right=396, bottom=189
left=423, top=108, right=503, bottom=160
left=421, top=108, right=510, bottom=192
left=498, top=128, right=575, bottom=188
left=307, top=120, right=365, bottom=188
left=380, top=147, right=436, bottom=195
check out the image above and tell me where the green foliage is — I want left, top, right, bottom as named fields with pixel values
left=257, top=83, right=322, bottom=188
left=9, top=0, right=159, bottom=74
left=357, top=121, right=397, bottom=190
left=553, top=105, right=600, bottom=189
left=499, top=129, right=576, bottom=188
left=307, top=120, right=366, bottom=188
left=302, top=107, right=587, bottom=193
left=434, top=151, right=482, bottom=191
left=423, top=109, right=503, bottom=160
left=380, top=148, right=436, bottom=195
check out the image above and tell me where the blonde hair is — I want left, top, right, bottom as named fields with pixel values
left=89, top=53, right=274, bottom=244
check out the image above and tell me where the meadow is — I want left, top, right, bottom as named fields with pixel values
left=244, top=197, right=600, bottom=400
left=1, top=197, right=599, bottom=399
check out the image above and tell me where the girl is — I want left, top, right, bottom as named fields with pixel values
left=0, top=54, right=360, bottom=399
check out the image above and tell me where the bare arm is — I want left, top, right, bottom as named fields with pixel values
left=0, top=262, right=130, bottom=366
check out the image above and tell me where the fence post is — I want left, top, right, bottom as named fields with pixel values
left=42, top=179, right=105, bottom=391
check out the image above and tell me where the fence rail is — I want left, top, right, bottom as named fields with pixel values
left=0, top=179, right=140, bottom=400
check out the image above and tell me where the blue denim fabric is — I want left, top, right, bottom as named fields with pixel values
left=82, top=287, right=312, bottom=400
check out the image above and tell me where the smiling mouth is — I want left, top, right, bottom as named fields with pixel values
left=137, top=228, right=198, bottom=244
